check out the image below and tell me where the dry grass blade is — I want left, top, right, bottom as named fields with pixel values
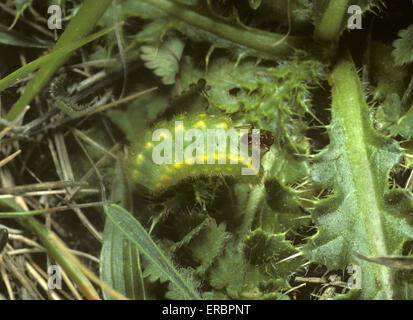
left=0, top=106, right=29, bottom=139
left=0, top=180, right=88, bottom=195
left=50, top=233, right=128, bottom=300
left=354, top=251, right=413, bottom=270
left=0, top=150, right=21, bottom=169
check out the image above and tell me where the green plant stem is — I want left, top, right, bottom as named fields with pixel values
left=140, top=0, right=306, bottom=58
left=314, top=0, right=349, bottom=43
left=19, top=217, right=101, bottom=300
left=0, top=25, right=116, bottom=97
left=330, top=52, right=393, bottom=298
left=239, top=149, right=277, bottom=239
left=6, top=0, right=113, bottom=121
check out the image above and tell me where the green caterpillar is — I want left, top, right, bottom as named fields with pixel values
left=127, top=113, right=261, bottom=192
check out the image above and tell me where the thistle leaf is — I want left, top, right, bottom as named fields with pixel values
left=303, top=52, right=413, bottom=299
left=188, top=219, right=228, bottom=274
left=209, top=243, right=246, bottom=298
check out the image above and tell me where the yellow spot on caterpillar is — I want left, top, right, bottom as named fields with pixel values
left=229, top=154, right=240, bottom=162
left=216, top=122, right=228, bottom=129
left=136, top=154, right=143, bottom=165
left=174, top=164, right=182, bottom=169
left=145, top=142, right=152, bottom=149
left=218, top=153, right=227, bottom=161
left=199, top=114, right=206, bottom=118
left=185, top=157, right=195, bottom=165
left=132, top=170, right=138, bottom=179
left=161, top=175, right=169, bottom=180
left=194, top=121, right=206, bottom=128
left=177, top=115, right=186, bottom=120
left=175, top=124, right=184, bottom=132
left=167, top=167, right=175, bottom=173
left=159, top=132, right=168, bottom=139
left=197, top=155, right=206, bottom=163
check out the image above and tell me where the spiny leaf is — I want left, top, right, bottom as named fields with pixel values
left=244, top=229, right=304, bottom=283
left=303, top=52, right=413, bottom=299
left=258, top=179, right=307, bottom=233
left=188, top=219, right=228, bottom=274
left=170, top=217, right=211, bottom=253
left=165, top=268, right=201, bottom=299
left=209, top=242, right=246, bottom=298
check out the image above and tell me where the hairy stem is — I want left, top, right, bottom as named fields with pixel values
left=314, top=0, right=349, bottom=43
left=140, top=0, right=306, bottom=58
left=330, top=52, right=394, bottom=298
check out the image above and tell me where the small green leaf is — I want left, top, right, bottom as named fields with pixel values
left=397, top=105, right=413, bottom=139
left=140, top=38, right=185, bottom=85
left=188, top=219, right=228, bottom=274
left=209, top=243, right=246, bottom=298
left=392, top=24, right=413, bottom=66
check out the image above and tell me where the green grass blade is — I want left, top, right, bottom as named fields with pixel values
left=104, top=204, right=201, bottom=300
left=100, top=160, right=145, bottom=300
left=0, top=25, right=117, bottom=98
left=5, top=0, right=113, bottom=121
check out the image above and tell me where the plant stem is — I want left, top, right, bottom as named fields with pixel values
left=329, top=52, right=394, bottom=299
left=0, top=26, right=117, bottom=97
left=6, top=0, right=113, bottom=121
left=19, top=217, right=101, bottom=300
left=314, top=0, right=349, bottom=43
left=140, top=0, right=306, bottom=58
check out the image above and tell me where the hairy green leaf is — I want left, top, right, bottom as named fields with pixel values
left=100, top=161, right=145, bottom=300
left=188, top=219, right=228, bottom=274
left=303, top=52, right=413, bottom=299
